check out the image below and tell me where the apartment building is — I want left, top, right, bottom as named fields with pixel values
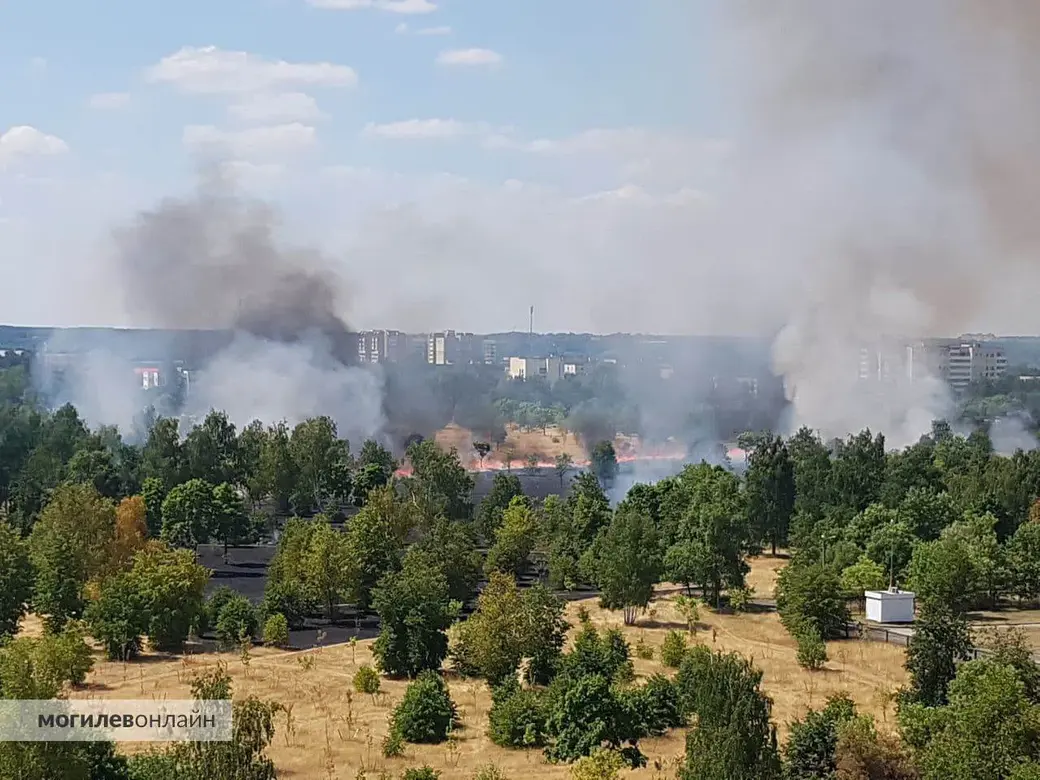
left=861, top=338, right=1008, bottom=390
left=356, top=330, right=403, bottom=364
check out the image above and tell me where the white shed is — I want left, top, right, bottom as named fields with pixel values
left=864, top=588, right=916, bottom=624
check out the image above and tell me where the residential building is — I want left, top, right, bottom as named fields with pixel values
left=357, top=330, right=403, bottom=364
left=133, top=366, right=162, bottom=389
left=427, top=331, right=457, bottom=365
left=483, top=339, right=498, bottom=365
left=507, top=356, right=566, bottom=385
left=861, top=339, right=1008, bottom=390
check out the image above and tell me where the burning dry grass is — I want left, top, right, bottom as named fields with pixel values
left=57, top=559, right=906, bottom=778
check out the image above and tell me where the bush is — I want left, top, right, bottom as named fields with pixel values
left=622, top=674, right=683, bottom=737
left=796, top=625, right=828, bottom=671
left=402, top=767, right=440, bottom=780
left=634, top=634, right=654, bottom=660
left=262, top=579, right=312, bottom=629
left=473, top=763, right=508, bottom=780
left=561, top=625, right=633, bottom=683
left=569, top=747, right=625, bottom=780
left=660, top=630, right=688, bottom=668
left=203, top=586, right=239, bottom=635
left=262, top=613, right=289, bottom=648
left=85, top=573, right=147, bottom=661
left=543, top=673, right=644, bottom=766
left=487, top=680, right=547, bottom=748
left=728, top=586, right=755, bottom=613
left=215, top=594, right=259, bottom=648
left=392, top=671, right=457, bottom=744
left=34, top=622, right=95, bottom=687
left=354, top=665, right=381, bottom=695
left=382, top=728, right=404, bottom=758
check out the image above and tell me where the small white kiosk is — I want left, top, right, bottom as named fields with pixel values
left=864, top=588, right=916, bottom=624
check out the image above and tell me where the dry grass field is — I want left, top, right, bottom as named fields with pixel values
left=46, top=558, right=907, bottom=779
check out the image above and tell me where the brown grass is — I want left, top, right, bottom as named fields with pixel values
left=54, top=559, right=906, bottom=778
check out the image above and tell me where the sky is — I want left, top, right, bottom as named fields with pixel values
left=0, top=0, right=733, bottom=334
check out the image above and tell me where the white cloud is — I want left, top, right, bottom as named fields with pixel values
left=362, top=118, right=491, bottom=140
left=0, top=126, right=69, bottom=166
left=436, top=48, right=503, bottom=66
left=308, top=0, right=436, bottom=12
left=396, top=22, right=451, bottom=35
left=228, top=92, right=325, bottom=123
left=182, top=123, right=317, bottom=159
left=88, top=92, right=131, bottom=110
left=146, top=46, right=357, bottom=95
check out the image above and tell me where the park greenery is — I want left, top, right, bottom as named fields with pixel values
left=7, top=357, right=1040, bottom=777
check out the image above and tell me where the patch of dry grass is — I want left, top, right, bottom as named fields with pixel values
left=60, top=558, right=906, bottom=778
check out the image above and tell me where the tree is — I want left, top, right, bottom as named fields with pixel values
left=141, top=476, right=166, bottom=537
left=841, top=557, right=887, bottom=610
left=902, top=602, right=973, bottom=708
left=65, top=446, right=121, bottom=499
left=128, top=544, right=210, bottom=652
left=85, top=571, right=149, bottom=660
left=555, top=453, right=574, bottom=489
left=258, top=421, right=296, bottom=513
left=784, top=693, right=857, bottom=780
left=212, top=483, right=249, bottom=562
left=745, top=436, right=795, bottom=555
left=141, top=416, right=185, bottom=490
left=831, top=430, right=886, bottom=513
left=405, top=439, right=473, bottom=521
left=834, top=714, right=918, bottom=780
left=214, top=593, right=259, bottom=649
left=474, top=441, right=492, bottom=468
left=486, top=496, right=540, bottom=576
left=543, top=673, right=640, bottom=765
left=304, top=518, right=356, bottom=623
left=584, top=504, right=662, bottom=624
left=184, top=410, right=239, bottom=486
left=477, top=472, right=524, bottom=540
left=414, top=517, right=482, bottom=604
left=262, top=613, right=289, bottom=649
left=372, top=548, right=457, bottom=677
left=1008, top=520, right=1040, bottom=604
left=907, top=536, right=977, bottom=614
left=236, top=419, right=268, bottom=505
left=161, top=478, right=216, bottom=550
left=902, top=659, right=1040, bottom=780
left=262, top=517, right=317, bottom=628
left=29, top=482, right=116, bottom=631
left=0, top=520, right=32, bottom=638
left=345, top=492, right=403, bottom=611
left=391, top=671, right=458, bottom=744
left=289, top=416, right=352, bottom=515
left=590, top=440, right=619, bottom=488
left=676, top=648, right=782, bottom=780
left=107, top=495, right=149, bottom=575
left=776, top=563, right=850, bottom=640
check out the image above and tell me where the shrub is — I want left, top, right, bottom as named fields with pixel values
left=215, top=594, right=259, bottom=649
left=262, top=613, right=290, bottom=648
left=262, top=580, right=312, bottom=629
left=402, top=767, right=440, bottom=780
left=728, top=586, right=755, bottom=613
left=543, top=673, right=644, bottom=766
left=204, top=586, right=239, bottom=635
left=354, top=665, right=381, bottom=695
left=34, top=622, right=95, bottom=687
left=84, top=573, right=147, bottom=661
left=392, top=671, right=457, bottom=744
left=796, top=625, right=828, bottom=671
left=487, top=680, right=547, bottom=747
left=381, top=728, right=404, bottom=758
left=473, top=763, right=508, bottom=780
left=622, top=674, right=683, bottom=736
left=660, top=630, right=688, bottom=668
left=569, top=748, right=625, bottom=780
left=634, top=634, right=654, bottom=660
left=561, top=625, right=633, bottom=683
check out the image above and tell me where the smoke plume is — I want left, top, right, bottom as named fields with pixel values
left=49, top=168, right=385, bottom=439
left=715, top=0, right=1040, bottom=446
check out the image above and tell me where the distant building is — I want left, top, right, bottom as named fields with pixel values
left=483, top=339, right=498, bottom=365
left=357, top=330, right=403, bottom=364
left=507, top=356, right=566, bottom=386
left=861, top=339, right=1008, bottom=390
left=425, top=331, right=482, bottom=365
left=133, top=365, right=163, bottom=389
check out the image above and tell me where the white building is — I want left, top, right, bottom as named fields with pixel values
left=507, top=356, right=565, bottom=385
left=865, top=589, right=916, bottom=624
left=860, top=338, right=1008, bottom=390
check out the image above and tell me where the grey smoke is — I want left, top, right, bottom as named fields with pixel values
left=713, top=0, right=1040, bottom=447
left=46, top=168, right=385, bottom=440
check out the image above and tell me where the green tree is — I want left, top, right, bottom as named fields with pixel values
left=543, top=673, right=639, bottom=765
left=902, top=602, right=973, bottom=708
left=589, top=440, right=619, bottom=488
left=414, top=517, right=482, bottom=604
left=776, top=563, right=850, bottom=640
left=831, top=430, right=886, bottom=513
left=345, top=492, right=403, bottom=611
left=212, top=482, right=248, bottom=562
left=258, top=421, right=297, bottom=513
left=29, top=482, right=116, bottom=631
left=477, top=472, right=524, bottom=540
left=215, top=593, right=259, bottom=648
left=0, top=520, right=32, bottom=637
left=141, top=476, right=166, bottom=537
left=65, top=446, right=122, bottom=499
left=372, top=548, right=457, bottom=677
left=140, top=416, right=185, bottom=490
left=745, top=435, right=795, bottom=555
left=840, top=556, right=887, bottom=610
left=161, top=478, right=216, bottom=550
left=1008, top=520, right=1040, bottom=604
left=129, top=544, right=209, bottom=652
left=486, top=496, right=540, bottom=576
left=555, top=453, right=574, bottom=489
left=304, top=518, right=356, bottom=623
left=405, top=439, right=474, bottom=521
left=85, top=571, right=149, bottom=660
left=391, top=670, right=458, bottom=744
left=907, top=536, right=978, bottom=614
left=236, top=419, right=268, bottom=505
left=184, top=410, right=239, bottom=486
left=584, top=503, right=661, bottom=624
left=289, top=416, right=352, bottom=515
left=676, top=647, right=782, bottom=780
left=783, top=693, right=857, bottom=780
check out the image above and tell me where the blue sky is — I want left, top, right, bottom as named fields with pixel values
left=0, top=0, right=731, bottom=332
